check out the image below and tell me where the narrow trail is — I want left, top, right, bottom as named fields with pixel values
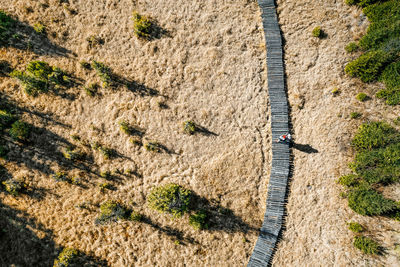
left=248, top=0, right=291, bottom=266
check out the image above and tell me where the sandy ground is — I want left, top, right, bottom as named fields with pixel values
left=0, top=0, right=270, bottom=266
left=273, top=0, right=400, bottom=266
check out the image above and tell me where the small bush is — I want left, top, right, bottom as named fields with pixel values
left=353, top=236, right=380, bottom=255
left=91, top=61, right=113, bottom=88
left=9, top=120, right=31, bottom=141
left=312, top=26, right=323, bottom=38
left=100, top=170, right=111, bottom=179
left=356, top=93, right=368, bottom=102
left=345, top=42, right=359, bottom=53
left=348, top=222, right=364, bottom=233
left=63, top=147, right=85, bottom=161
left=132, top=12, right=152, bottom=38
left=345, top=50, right=390, bottom=83
left=2, top=178, right=25, bottom=196
left=130, top=137, right=142, bottom=146
left=348, top=187, right=397, bottom=216
left=183, top=120, right=196, bottom=135
left=144, top=142, right=161, bottom=152
left=53, top=248, right=78, bottom=267
left=99, top=146, right=114, bottom=160
left=394, top=117, right=400, bottom=126
left=130, top=210, right=143, bottom=222
left=86, top=35, right=103, bottom=49
left=95, top=200, right=128, bottom=224
left=331, top=88, right=340, bottom=96
left=79, top=61, right=91, bottom=70
left=33, top=22, right=45, bottom=34
left=147, top=183, right=192, bottom=218
left=338, top=174, right=361, bottom=187
left=189, top=210, right=209, bottom=230
left=84, top=83, right=98, bottom=97
left=350, top=112, right=362, bottom=119
left=98, top=182, right=111, bottom=192
left=119, top=121, right=133, bottom=135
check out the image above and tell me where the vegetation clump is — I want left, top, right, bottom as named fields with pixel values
left=53, top=248, right=79, bottom=267
left=132, top=12, right=152, bottom=39
left=95, top=200, right=128, bottom=224
left=350, top=112, right=362, bottom=119
left=98, top=182, right=111, bottom=192
left=130, top=210, right=144, bottom=222
left=63, top=147, right=85, bottom=161
left=147, top=183, right=192, bottom=218
left=33, top=22, right=45, bottom=34
left=348, top=222, right=364, bottom=233
left=10, top=61, right=69, bottom=96
left=345, top=42, right=359, bottom=53
left=0, top=109, right=17, bottom=131
left=144, top=142, right=162, bottom=152
left=91, top=61, right=113, bottom=88
left=344, top=0, right=400, bottom=105
left=312, top=26, right=323, bottom=38
left=2, top=178, right=26, bottom=196
left=356, top=92, right=368, bottom=102
left=353, top=236, right=381, bottom=255
left=183, top=120, right=197, bottom=135
left=189, top=210, right=209, bottom=230
left=9, top=120, right=31, bottom=142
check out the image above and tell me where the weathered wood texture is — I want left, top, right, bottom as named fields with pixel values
left=248, top=0, right=290, bottom=266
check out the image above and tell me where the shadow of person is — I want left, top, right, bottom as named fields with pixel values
left=292, top=143, right=318, bottom=153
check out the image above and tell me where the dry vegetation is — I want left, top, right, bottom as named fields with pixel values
left=0, top=0, right=270, bottom=266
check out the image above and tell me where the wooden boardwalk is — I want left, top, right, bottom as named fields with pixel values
left=248, top=0, right=290, bottom=266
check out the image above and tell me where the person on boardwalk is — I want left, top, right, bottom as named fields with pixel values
left=277, top=133, right=292, bottom=143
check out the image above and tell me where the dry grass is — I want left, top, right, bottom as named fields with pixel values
left=0, top=0, right=270, bottom=266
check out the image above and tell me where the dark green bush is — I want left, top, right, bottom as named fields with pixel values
left=9, top=120, right=31, bottom=141
left=353, top=236, right=380, bottom=255
left=338, top=174, right=361, bottom=187
left=376, top=61, right=400, bottom=105
left=129, top=210, right=144, bottom=222
left=346, top=0, right=382, bottom=7
left=345, top=50, right=390, bottom=83
left=356, top=92, right=368, bottom=102
left=147, top=183, right=192, bottom=218
left=53, top=248, right=78, bottom=267
left=91, top=61, right=113, bottom=88
left=348, top=222, right=364, bottom=233
left=189, top=210, right=209, bottom=230
left=95, top=200, right=128, bottom=224
left=132, top=12, right=152, bottom=38
left=348, top=187, right=397, bottom=216
left=351, top=121, right=397, bottom=151
left=345, top=42, right=359, bottom=53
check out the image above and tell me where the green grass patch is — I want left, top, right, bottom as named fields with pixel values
left=53, top=248, right=79, bottom=267
left=9, top=120, right=31, bottom=142
left=353, top=236, right=381, bottom=255
left=348, top=222, right=364, bottom=233
left=356, top=92, right=368, bottom=102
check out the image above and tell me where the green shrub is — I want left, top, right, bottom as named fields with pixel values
left=2, top=178, right=25, bottom=196
left=345, top=42, right=359, bottom=53
left=376, top=87, right=400, bottom=105
left=100, top=170, right=111, bottom=179
left=53, top=248, right=78, bottom=267
left=119, top=121, right=134, bottom=135
left=91, top=61, right=113, bottom=88
left=33, top=22, right=45, bottom=34
left=10, top=61, right=69, bottom=96
left=183, top=120, right=196, bottom=135
left=356, top=92, right=368, bottom=102
left=351, top=121, right=397, bottom=151
left=84, top=83, right=98, bottom=97
left=0, top=10, right=14, bottom=45
left=376, top=61, right=400, bottom=105
left=130, top=210, right=143, bottom=222
left=189, top=210, right=209, bottom=230
left=331, top=88, right=340, bottom=96
left=312, top=26, right=323, bottom=38
left=63, top=147, right=85, bottom=161
left=394, top=117, right=400, bottom=125
left=348, top=187, right=397, bottom=216
left=350, top=112, right=362, bottom=119
left=80, top=61, right=91, bottom=70
left=348, top=222, right=364, bottom=233
left=99, top=146, right=114, bottom=160
left=147, top=183, right=192, bottom=218
left=345, top=50, right=390, bottom=83
left=345, top=0, right=381, bottom=7
left=9, top=120, right=31, bottom=141
left=0, top=110, right=17, bottom=131
left=95, top=200, right=128, bottom=224
left=353, top=236, right=380, bottom=255
left=132, top=12, right=152, bottom=38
